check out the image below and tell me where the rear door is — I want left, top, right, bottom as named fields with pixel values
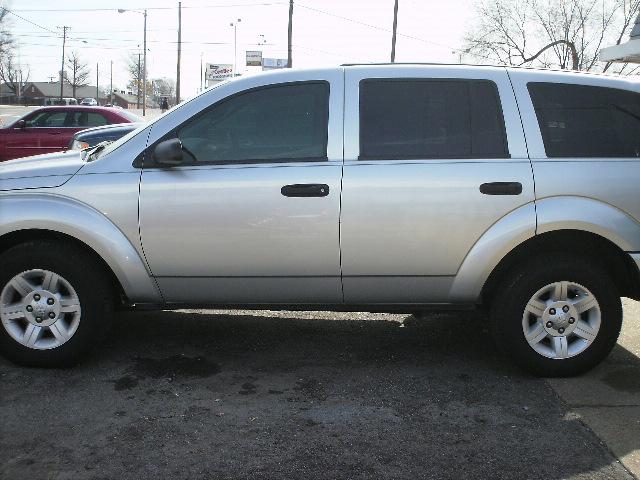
left=340, top=65, right=535, bottom=305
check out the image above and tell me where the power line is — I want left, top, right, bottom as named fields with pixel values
left=1, top=6, right=57, bottom=34
left=295, top=3, right=497, bottom=62
left=12, top=3, right=287, bottom=13
left=296, top=3, right=448, bottom=49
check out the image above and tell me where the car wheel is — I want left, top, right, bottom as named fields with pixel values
left=0, top=240, right=113, bottom=367
left=491, top=254, right=622, bottom=377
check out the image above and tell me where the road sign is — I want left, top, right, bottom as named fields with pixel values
left=205, top=64, right=234, bottom=81
left=246, top=51, right=262, bottom=67
left=262, top=58, right=288, bottom=70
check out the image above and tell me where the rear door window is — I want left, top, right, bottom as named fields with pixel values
left=359, top=79, right=509, bottom=159
left=528, top=82, right=640, bottom=157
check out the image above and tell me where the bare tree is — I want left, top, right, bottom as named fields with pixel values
left=0, top=5, right=13, bottom=58
left=0, top=3, right=33, bottom=103
left=66, top=51, right=90, bottom=99
left=126, top=53, right=151, bottom=107
left=463, top=0, right=640, bottom=73
left=0, top=51, right=29, bottom=96
left=152, top=77, right=176, bottom=104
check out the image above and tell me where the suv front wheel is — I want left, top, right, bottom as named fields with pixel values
left=0, top=240, right=113, bottom=367
left=491, top=254, right=622, bottom=377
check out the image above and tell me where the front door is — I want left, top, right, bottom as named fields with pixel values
left=139, top=75, right=344, bottom=305
left=5, top=110, right=69, bottom=159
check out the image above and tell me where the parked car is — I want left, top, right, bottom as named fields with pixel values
left=68, top=122, right=143, bottom=150
left=80, top=98, right=98, bottom=106
left=0, top=106, right=142, bottom=161
left=1, top=65, right=639, bottom=374
left=44, top=98, right=78, bottom=106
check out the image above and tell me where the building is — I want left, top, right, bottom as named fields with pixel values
left=599, top=14, right=640, bottom=64
left=17, top=82, right=107, bottom=105
left=110, top=91, right=140, bottom=109
left=0, top=81, right=147, bottom=109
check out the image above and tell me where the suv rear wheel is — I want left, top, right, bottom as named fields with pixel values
left=0, top=240, right=113, bottom=367
left=491, top=254, right=622, bottom=377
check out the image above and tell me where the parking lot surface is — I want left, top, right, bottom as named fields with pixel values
left=1, top=305, right=637, bottom=479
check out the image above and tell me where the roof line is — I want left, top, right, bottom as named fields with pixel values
left=339, top=62, right=634, bottom=78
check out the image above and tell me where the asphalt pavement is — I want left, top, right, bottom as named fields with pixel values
left=1, top=303, right=638, bottom=480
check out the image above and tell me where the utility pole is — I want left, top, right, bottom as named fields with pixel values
left=176, top=1, right=182, bottom=105
left=230, top=19, right=241, bottom=76
left=59, top=26, right=68, bottom=101
left=390, top=0, right=398, bottom=62
left=143, top=9, right=147, bottom=116
left=287, top=0, right=293, bottom=68
left=200, top=52, right=204, bottom=92
left=136, top=53, right=141, bottom=109
left=17, top=69, right=22, bottom=104
left=96, top=63, right=99, bottom=103
left=110, top=60, right=113, bottom=105
left=117, top=8, right=147, bottom=113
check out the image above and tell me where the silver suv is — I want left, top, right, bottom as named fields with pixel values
left=1, top=65, right=639, bottom=376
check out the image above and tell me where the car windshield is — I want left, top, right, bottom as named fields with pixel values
left=119, top=110, right=144, bottom=122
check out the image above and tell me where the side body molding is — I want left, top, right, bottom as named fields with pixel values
left=448, top=203, right=536, bottom=303
left=535, top=196, right=640, bottom=252
left=0, top=193, right=162, bottom=303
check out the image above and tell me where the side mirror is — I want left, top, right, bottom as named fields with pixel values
left=14, top=119, right=26, bottom=130
left=153, top=138, right=184, bottom=166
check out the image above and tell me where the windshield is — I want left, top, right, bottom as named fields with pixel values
left=119, top=110, right=144, bottom=122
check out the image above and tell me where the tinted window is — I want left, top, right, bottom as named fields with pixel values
left=25, top=111, right=68, bottom=128
left=528, top=82, right=640, bottom=158
left=68, top=112, right=108, bottom=127
left=86, top=113, right=108, bottom=127
left=177, top=82, right=329, bottom=163
left=359, top=79, right=508, bottom=159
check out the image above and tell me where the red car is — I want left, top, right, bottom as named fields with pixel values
left=0, top=106, right=142, bottom=162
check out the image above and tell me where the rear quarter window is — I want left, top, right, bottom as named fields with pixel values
left=528, top=82, right=640, bottom=158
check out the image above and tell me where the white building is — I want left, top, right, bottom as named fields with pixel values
left=600, top=14, right=640, bottom=64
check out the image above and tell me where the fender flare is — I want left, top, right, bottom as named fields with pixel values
left=0, top=193, right=162, bottom=303
left=448, top=202, right=536, bottom=303
left=448, top=196, right=640, bottom=303
left=535, top=196, right=640, bottom=251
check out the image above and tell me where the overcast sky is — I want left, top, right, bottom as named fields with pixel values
left=7, top=0, right=475, bottom=98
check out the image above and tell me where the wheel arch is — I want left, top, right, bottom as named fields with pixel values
left=449, top=196, right=640, bottom=305
left=0, top=229, right=127, bottom=304
left=481, top=229, right=640, bottom=305
left=0, top=194, right=162, bottom=304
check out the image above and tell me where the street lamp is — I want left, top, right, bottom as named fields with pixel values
left=230, top=18, right=241, bottom=76
left=118, top=8, right=147, bottom=116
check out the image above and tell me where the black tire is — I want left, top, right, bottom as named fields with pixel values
left=490, top=254, right=622, bottom=377
left=0, top=240, right=114, bottom=368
